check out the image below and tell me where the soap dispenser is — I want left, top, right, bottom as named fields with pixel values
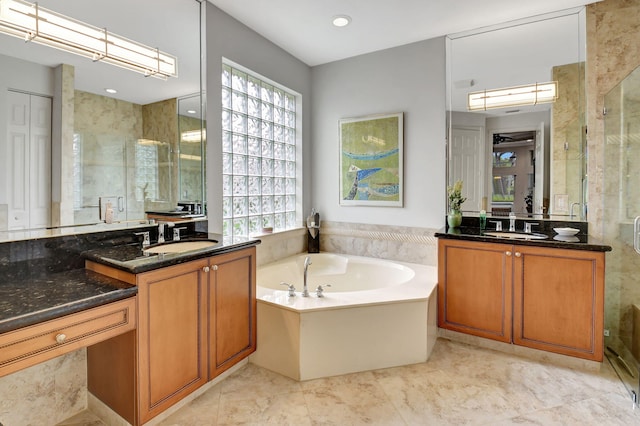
left=104, top=202, right=114, bottom=224
left=306, top=208, right=320, bottom=253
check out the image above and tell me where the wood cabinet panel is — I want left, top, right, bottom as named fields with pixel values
left=438, top=239, right=512, bottom=342
left=513, top=246, right=604, bottom=361
left=1, top=297, right=135, bottom=378
left=209, top=247, right=257, bottom=379
left=137, top=259, right=208, bottom=424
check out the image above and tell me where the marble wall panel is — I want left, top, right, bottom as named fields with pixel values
left=0, top=350, right=87, bottom=426
left=586, top=0, right=640, bottom=350
left=143, top=98, right=179, bottom=211
left=255, top=222, right=438, bottom=268
left=551, top=62, right=584, bottom=213
left=320, top=221, right=438, bottom=267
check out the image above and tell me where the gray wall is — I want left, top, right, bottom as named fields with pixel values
left=205, top=4, right=447, bottom=232
left=311, top=38, right=447, bottom=228
left=205, top=3, right=313, bottom=233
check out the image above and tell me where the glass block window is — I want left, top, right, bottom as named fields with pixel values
left=222, top=63, right=297, bottom=238
left=135, top=142, right=159, bottom=201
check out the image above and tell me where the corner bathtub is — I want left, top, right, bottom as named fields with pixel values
left=249, top=253, right=438, bottom=381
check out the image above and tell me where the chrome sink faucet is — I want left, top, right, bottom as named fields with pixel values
left=509, top=213, right=516, bottom=232
left=157, top=221, right=174, bottom=243
left=302, top=256, right=312, bottom=297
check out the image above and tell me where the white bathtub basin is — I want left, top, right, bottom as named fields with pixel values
left=258, top=253, right=415, bottom=293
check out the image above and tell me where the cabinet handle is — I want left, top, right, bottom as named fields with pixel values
left=505, top=251, right=512, bottom=256
left=203, top=266, right=210, bottom=273
left=55, top=333, right=67, bottom=344
left=515, top=252, right=522, bottom=257
left=213, top=265, right=218, bottom=271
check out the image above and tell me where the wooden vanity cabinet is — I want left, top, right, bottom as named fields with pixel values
left=207, top=247, right=257, bottom=379
left=438, top=239, right=513, bottom=342
left=438, top=238, right=605, bottom=361
left=86, top=246, right=257, bottom=425
left=512, top=245, right=604, bottom=361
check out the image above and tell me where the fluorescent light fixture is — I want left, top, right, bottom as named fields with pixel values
left=181, top=129, right=206, bottom=143
left=468, top=82, right=558, bottom=111
left=187, top=109, right=197, bottom=114
left=332, top=15, right=351, bottom=27
left=137, top=138, right=166, bottom=146
left=104, top=88, right=117, bottom=94
left=0, top=0, right=177, bottom=79
left=179, top=153, right=201, bottom=161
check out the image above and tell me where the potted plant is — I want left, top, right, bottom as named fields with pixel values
left=447, top=180, right=467, bottom=228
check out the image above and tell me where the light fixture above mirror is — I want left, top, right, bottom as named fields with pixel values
left=0, top=0, right=178, bottom=79
left=468, top=81, right=558, bottom=111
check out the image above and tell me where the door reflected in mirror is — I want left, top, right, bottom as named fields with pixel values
left=447, top=8, right=587, bottom=221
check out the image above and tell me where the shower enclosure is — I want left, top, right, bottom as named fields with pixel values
left=603, top=64, right=640, bottom=403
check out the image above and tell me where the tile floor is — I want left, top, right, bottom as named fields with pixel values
left=60, top=338, right=640, bottom=425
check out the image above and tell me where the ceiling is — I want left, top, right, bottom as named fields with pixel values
left=0, top=0, right=600, bottom=108
left=207, top=0, right=600, bottom=66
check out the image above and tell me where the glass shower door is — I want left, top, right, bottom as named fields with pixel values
left=603, top=65, right=640, bottom=403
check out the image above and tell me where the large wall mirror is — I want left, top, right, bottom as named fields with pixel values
left=0, top=0, right=205, bottom=232
left=446, top=8, right=586, bottom=220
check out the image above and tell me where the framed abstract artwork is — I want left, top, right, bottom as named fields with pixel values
left=339, top=112, right=403, bottom=206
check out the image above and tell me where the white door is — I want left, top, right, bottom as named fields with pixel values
left=450, top=126, right=484, bottom=210
left=534, top=121, right=545, bottom=214
left=7, top=91, right=52, bottom=230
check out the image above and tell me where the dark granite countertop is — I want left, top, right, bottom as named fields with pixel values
left=0, top=269, right=136, bottom=334
left=435, top=226, right=612, bottom=252
left=83, top=232, right=261, bottom=274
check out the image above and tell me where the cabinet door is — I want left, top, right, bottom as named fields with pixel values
left=438, top=239, right=513, bottom=342
left=209, top=247, right=257, bottom=379
left=137, top=259, right=208, bottom=424
left=513, top=246, right=605, bottom=361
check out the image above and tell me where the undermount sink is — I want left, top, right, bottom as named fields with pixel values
left=484, top=231, right=549, bottom=240
left=144, top=240, right=218, bottom=254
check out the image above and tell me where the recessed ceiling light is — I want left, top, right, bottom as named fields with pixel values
left=332, top=15, right=351, bottom=27
left=187, top=109, right=197, bottom=114
left=105, top=88, right=117, bottom=94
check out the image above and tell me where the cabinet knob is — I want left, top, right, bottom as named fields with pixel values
left=213, top=265, right=219, bottom=271
left=203, top=266, right=210, bottom=273
left=55, top=333, right=67, bottom=344
left=515, top=252, right=522, bottom=257
left=505, top=251, right=512, bottom=256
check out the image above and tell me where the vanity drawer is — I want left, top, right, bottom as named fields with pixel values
left=0, top=297, right=136, bottom=378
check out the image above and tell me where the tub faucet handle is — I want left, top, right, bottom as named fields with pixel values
left=280, top=282, right=296, bottom=297
left=315, top=284, right=331, bottom=298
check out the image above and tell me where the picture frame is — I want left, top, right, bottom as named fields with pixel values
left=339, top=112, right=404, bottom=206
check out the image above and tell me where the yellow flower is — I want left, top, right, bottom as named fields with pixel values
left=447, top=180, right=467, bottom=212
